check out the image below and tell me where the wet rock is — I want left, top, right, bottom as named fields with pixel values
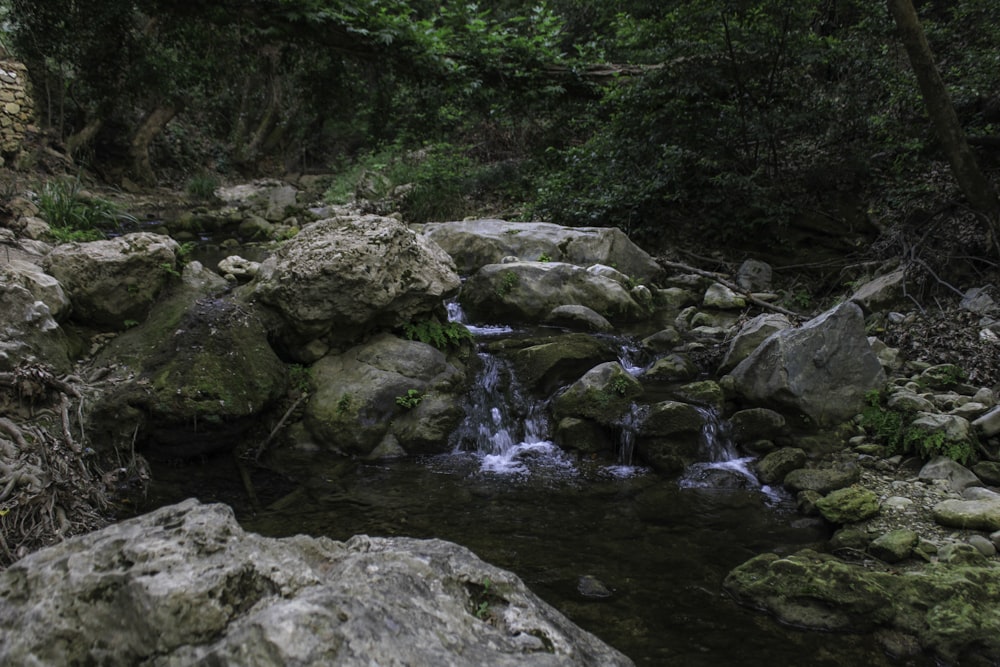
left=641, top=353, right=697, bottom=382
left=729, top=407, right=786, bottom=444
left=506, top=333, right=617, bottom=393
left=577, top=575, right=613, bottom=599
left=727, top=302, right=885, bottom=426
left=754, top=447, right=806, bottom=485
left=420, top=219, right=663, bottom=283
left=972, top=461, right=1000, bottom=486
left=0, top=499, right=634, bottom=667
left=637, top=401, right=704, bottom=473
left=868, top=529, right=919, bottom=563
left=460, top=262, right=651, bottom=326
left=43, top=232, right=178, bottom=329
left=554, top=417, right=610, bottom=456
left=815, top=486, right=880, bottom=524
left=784, top=462, right=860, bottom=495
left=305, top=333, right=468, bottom=458
left=252, top=215, right=460, bottom=357
left=553, top=362, right=642, bottom=426
left=639, top=327, right=681, bottom=353
left=544, top=304, right=614, bottom=332
left=672, top=380, right=725, bottom=411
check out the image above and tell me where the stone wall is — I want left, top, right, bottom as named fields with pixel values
left=0, top=60, right=33, bottom=165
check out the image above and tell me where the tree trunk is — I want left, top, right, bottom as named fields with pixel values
left=66, top=117, right=102, bottom=157
left=887, top=0, right=999, bottom=219
left=128, top=103, right=180, bottom=185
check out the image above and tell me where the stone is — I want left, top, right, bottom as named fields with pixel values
left=0, top=499, right=633, bottom=667
left=968, top=534, right=997, bottom=558
left=933, top=497, right=1000, bottom=531
left=702, top=282, right=746, bottom=309
left=544, top=304, right=614, bottom=332
left=640, top=327, right=681, bottom=353
left=868, top=529, right=919, bottom=563
left=736, top=259, right=772, bottom=291
left=972, top=406, right=1000, bottom=437
left=729, top=407, right=786, bottom=443
left=886, top=390, right=935, bottom=413
left=238, top=213, right=274, bottom=240
left=460, top=262, right=650, bottom=326
left=754, top=447, right=806, bottom=485
left=640, top=353, right=698, bottom=382
left=252, top=215, right=460, bottom=356
left=727, top=302, right=885, bottom=426
left=672, top=380, right=725, bottom=410
left=218, top=255, right=261, bottom=283
left=576, top=575, right=613, bottom=599
left=918, top=456, right=982, bottom=494
left=636, top=401, right=705, bottom=473
left=717, top=313, right=792, bottom=372
left=960, top=286, right=997, bottom=314
left=0, top=259, right=69, bottom=322
left=552, top=362, right=642, bottom=426
left=783, top=463, right=860, bottom=495
left=850, top=268, right=907, bottom=313
left=814, top=485, right=880, bottom=524
left=507, top=334, right=617, bottom=393
left=420, top=219, right=663, bottom=283
left=89, top=268, right=287, bottom=458
left=43, top=232, right=179, bottom=329
left=0, top=282, right=71, bottom=372
left=305, top=333, right=468, bottom=458
left=554, top=417, right=610, bottom=456
left=972, top=461, right=1000, bottom=486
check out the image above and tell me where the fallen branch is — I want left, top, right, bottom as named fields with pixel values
left=658, top=259, right=804, bottom=320
left=253, top=393, right=306, bottom=462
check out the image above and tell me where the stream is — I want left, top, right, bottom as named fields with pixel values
left=143, top=311, right=935, bottom=666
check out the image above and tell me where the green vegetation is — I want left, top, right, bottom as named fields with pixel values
left=860, top=390, right=975, bottom=465
left=35, top=176, right=136, bottom=242
left=395, top=389, right=423, bottom=410
left=289, top=364, right=313, bottom=394
left=335, top=392, right=353, bottom=416
left=495, top=271, right=519, bottom=298
left=402, top=320, right=473, bottom=350
left=185, top=173, right=219, bottom=200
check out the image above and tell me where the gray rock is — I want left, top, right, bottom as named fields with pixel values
left=253, top=215, right=460, bottom=355
left=868, top=529, right=919, bottom=563
left=718, top=313, right=792, bottom=372
left=727, top=302, right=885, bottom=426
left=736, top=259, right=772, bottom=291
left=702, top=282, right=746, bottom=309
left=2, top=258, right=70, bottom=321
left=640, top=327, right=681, bottom=353
left=729, top=407, right=787, bottom=443
left=460, top=262, right=650, bottom=326
left=784, top=463, right=860, bottom=495
left=420, top=219, right=663, bottom=283
left=960, top=286, right=997, bottom=315
left=544, top=304, right=614, bottom=332
left=218, top=255, right=261, bottom=282
left=507, top=334, right=617, bottom=393
left=641, top=353, right=698, bottom=382
left=918, top=456, right=982, bottom=494
left=554, top=417, right=610, bottom=456
left=43, top=232, right=179, bottom=329
left=0, top=499, right=633, bottom=667
left=636, top=401, right=704, bottom=473
left=968, top=534, right=997, bottom=558
left=972, top=461, right=1000, bottom=486
left=305, top=333, right=468, bottom=458
left=552, top=362, right=642, bottom=426
left=933, top=497, right=1000, bottom=531
left=576, top=575, right=613, bottom=599
left=672, top=380, right=725, bottom=411
left=850, top=268, right=907, bottom=313
left=886, top=390, right=935, bottom=413
left=754, top=447, right=806, bottom=485
left=0, top=281, right=71, bottom=372
left=972, top=406, right=1000, bottom=437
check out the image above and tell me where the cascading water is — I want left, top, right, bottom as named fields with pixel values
left=450, top=352, right=571, bottom=475
left=679, top=407, right=784, bottom=502
left=446, top=298, right=513, bottom=337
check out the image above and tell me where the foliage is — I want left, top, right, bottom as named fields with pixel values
left=185, top=173, right=219, bottom=200
left=395, top=388, right=423, bottom=409
left=860, top=390, right=975, bottom=465
left=402, top=319, right=473, bottom=350
left=35, top=177, right=135, bottom=241
left=289, top=364, right=313, bottom=394
left=495, top=271, right=519, bottom=298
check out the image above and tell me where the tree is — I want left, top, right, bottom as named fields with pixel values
left=886, top=0, right=999, bottom=223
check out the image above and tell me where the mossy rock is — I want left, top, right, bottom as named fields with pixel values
left=815, top=485, right=880, bottom=524
left=552, top=362, right=642, bottom=426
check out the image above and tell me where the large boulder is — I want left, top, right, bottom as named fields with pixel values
left=89, top=262, right=287, bottom=459
left=0, top=499, right=634, bottom=667
left=42, top=232, right=179, bottom=329
left=724, top=548, right=1000, bottom=664
left=551, top=362, right=642, bottom=426
left=501, top=334, right=618, bottom=393
left=420, top=219, right=663, bottom=283
left=0, top=280, right=71, bottom=372
left=252, top=215, right=461, bottom=358
left=2, top=259, right=70, bottom=321
left=304, top=333, right=469, bottom=458
left=727, top=302, right=885, bottom=426
left=460, top=262, right=651, bottom=326
left=718, top=313, right=792, bottom=373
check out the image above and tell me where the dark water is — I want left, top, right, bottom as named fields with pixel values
left=145, top=447, right=933, bottom=667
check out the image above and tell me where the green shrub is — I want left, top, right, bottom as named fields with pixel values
left=401, top=320, right=473, bottom=350
left=36, top=177, right=136, bottom=241
left=185, top=173, right=219, bottom=200
left=860, top=390, right=975, bottom=464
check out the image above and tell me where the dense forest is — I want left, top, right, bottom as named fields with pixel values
left=3, top=0, right=1000, bottom=266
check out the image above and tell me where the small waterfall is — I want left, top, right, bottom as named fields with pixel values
left=451, top=352, right=569, bottom=475
left=617, top=338, right=647, bottom=376
left=603, top=404, right=649, bottom=478
left=446, top=297, right=513, bottom=337
left=680, top=407, right=771, bottom=495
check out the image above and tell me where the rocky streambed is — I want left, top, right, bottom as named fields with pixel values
left=3, top=179, right=1000, bottom=665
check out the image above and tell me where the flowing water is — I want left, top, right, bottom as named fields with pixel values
left=143, top=321, right=935, bottom=666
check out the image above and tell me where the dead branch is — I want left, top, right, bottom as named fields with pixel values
left=658, top=259, right=804, bottom=320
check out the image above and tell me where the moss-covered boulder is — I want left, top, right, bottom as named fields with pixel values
left=502, top=333, right=617, bottom=393
left=552, top=362, right=642, bottom=426
left=90, top=263, right=287, bottom=458
left=783, top=462, right=860, bottom=495
left=814, top=485, right=880, bottom=524
left=754, top=447, right=806, bottom=486
left=636, top=401, right=705, bottom=473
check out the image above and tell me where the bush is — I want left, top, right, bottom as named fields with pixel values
left=35, top=177, right=136, bottom=242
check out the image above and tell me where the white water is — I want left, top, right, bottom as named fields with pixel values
left=446, top=299, right=514, bottom=337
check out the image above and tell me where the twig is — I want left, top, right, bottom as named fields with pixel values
left=59, top=393, right=81, bottom=454
left=253, top=393, right=306, bottom=462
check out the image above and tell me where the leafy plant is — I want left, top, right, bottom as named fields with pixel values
left=495, top=271, right=519, bottom=298
left=609, top=375, right=632, bottom=396
left=402, top=320, right=473, bottom=350
left=860, top=389, right=974, bottom=464
left=538, top=252, right=551, bottom=262
left=289, top=364, right=313, bottom=394
left=185, top=173, right=219, bottom=200
left=335, top=392, right=352, bottom=415
left=35, top=176, right=137, bottom=241
left=395, top=389, right=423, bottom=409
